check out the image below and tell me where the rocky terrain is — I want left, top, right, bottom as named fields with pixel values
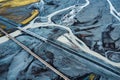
left=0, top=0, right=120, bottom=80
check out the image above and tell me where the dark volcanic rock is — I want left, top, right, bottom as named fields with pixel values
left=1, top=0, right=120, bottom=80
left=105, top=51, right=120, bottom=63
left=109, top=25, right=120, bottom=41
left=0, top=27, right=91, bottom=80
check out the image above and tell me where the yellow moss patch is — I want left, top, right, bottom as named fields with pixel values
left=89, top=74, right=96, bottom=80
left=0, top=0, right=40, bottom=26
left=0, top=0, right=40, bottom=8
left=0, top=33, right=3, bottom=37
left=0, top=24, right=6, bottom=29
left=21, top=9, right=39, bottom=25
left=1, top=25, right=6, bottom=29
left=0, top=0, right=7, bottom=2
